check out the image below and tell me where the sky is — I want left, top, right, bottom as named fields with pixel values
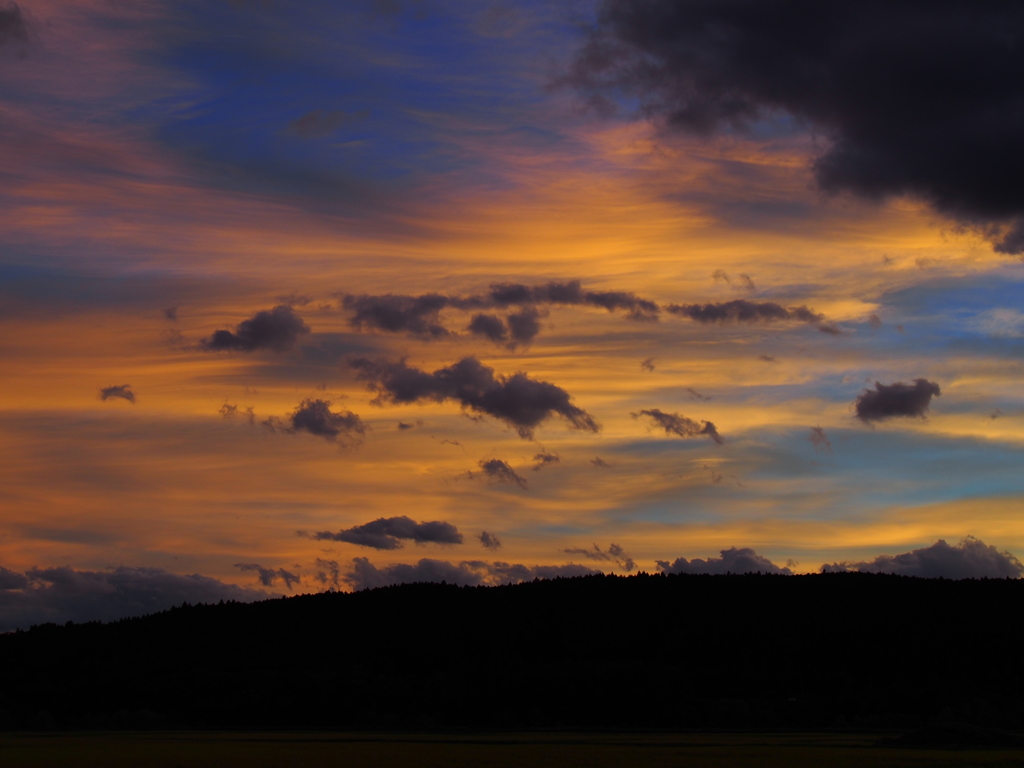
left=2, top=0, right=1024, bottom=628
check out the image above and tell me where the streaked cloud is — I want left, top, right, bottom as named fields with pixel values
left=309, top=516, right=463, bottom=550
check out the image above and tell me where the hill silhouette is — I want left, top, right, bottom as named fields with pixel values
left=2, top=572, right=1022, bottom=731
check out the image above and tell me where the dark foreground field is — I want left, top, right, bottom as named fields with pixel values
left=3, top=573, right=1023, bottom=732
left=2, top=731, right=1024, bottom=768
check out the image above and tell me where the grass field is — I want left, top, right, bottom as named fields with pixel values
left=1, top=732, right=1023, bottom=768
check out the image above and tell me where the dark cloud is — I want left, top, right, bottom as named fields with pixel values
left=0, top=564, right=266, bottom=632
left=0, top=566, right=29, bottom=590
left=351, top=356, right=599, bottom=439
left=342, top=293, right=455, bottom=339
left=665, top=300, right=830, bottom=332
left=344, top=280, right=657, bottom=344
left=808, top=425, right=832, bottom=452
left=570, top=0, right=1024, bottom=254
left=591, top=456, right=610, bottom=468
left=397, top=421, right=414, bottom=430
left=854, top=379, right=941, bottom=422
left=475, top=459, right=528, bottom=489
left=640, top=357, right=656, bottom=372
left=202, top=305, right=310, bottom=352
left=822, top=537, right=1023, bottom=579
left=99, top=384, right=135, bottom=404
left=583, top=290, right=659, bottom=321
left=633, top=407, right=723, bottom=444
left=290, top=399, right=366, bottom=442
left=310, top=516, right=463, bottom=550
left=759, top=355, right=777, bottom=363
left=531, top=452, right=560, bottom=471
left=506, top=307, right=544, bottom=346
left=163, top=306, right=178, bottom=321
left=467, top=313, right=507, bottom=343
left=478, top=531, right=502, bottom=550
left=344, top=557, right=598, bottom=590
left=0, top=3, right=27, bottom=47
left=487, top=280, right=586, bottom=307
left=467, top=307, right=544, bottom=349
left=234, top=563, right=300, bottom=589
left=562, top=543, right=635, bottom=572
left=657, top=547, right=793, bottom=575
left=869, top=314, right=883, bottom=330
left=685, top=387, right=709, bottom=401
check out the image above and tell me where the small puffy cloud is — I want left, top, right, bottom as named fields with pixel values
left=344, top=557, right=598, bottom=590
left=821, top=537, right=1023, bottom=579
left=310, top=516, right=463, bottom=550
left=163, top=307, right=178, bottom=321
left=0, top=564, right=266, bottom=632
left=99, top=384, right=135, bottom=404
left=808, top=426, right=832, bottom=452
left=640, top=357, right=656, bottom=372
left=657, top=547, right=793, bottom=575
left=234, top=563, right=301, bottom=589
left=478, top=531, right=502, bottom=550
left=562, top=543, right=635, bottom=572
left=590, top=456, right=610, bottom=468
left=633, top=408, right=722, bottom=444
left=854, top=379, right=941, bottom=423
left=474, top=459, right=528, bottom=489
left=506, top=307, right=543, bottom=346
left=352, top=356, right=599, bottom=439
left=202, top=306, right=310, bottom=352
left=467, top=313, right=507, bottom=343
left=290, top=399, right=366, bottom=442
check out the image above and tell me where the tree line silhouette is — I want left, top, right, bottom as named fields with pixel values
left=1, top=572, right=1022, bottom=731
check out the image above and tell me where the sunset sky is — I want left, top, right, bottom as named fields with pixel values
left=2, top=0, right=1023, bottom=627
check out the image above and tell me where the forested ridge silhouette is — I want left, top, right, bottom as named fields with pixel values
left=2, top=572, right=1022, bottom=731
